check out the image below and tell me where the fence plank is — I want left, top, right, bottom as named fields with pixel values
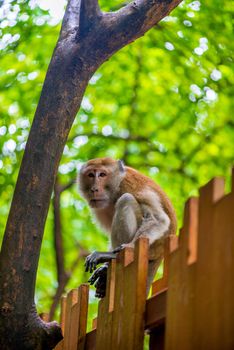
left=110, top=238, right=148, bottom=350
left=121, top=238, right=148, bottom=350
left=111, top=247, right=134, bottom=350
left=194, top=178, right=225, bottom=349
left=133, top=238, right=149, bottom=350
left=96, top=259, right=116, bottom=350
left=210, top=189, right=234, bottom=349
left=69, top=284, right=89, bottom=350
left=165, top=197, right=198, bottom=350
left=63, top=289, right=78, bottom=350
left=60, top=296, right=67, bottom=335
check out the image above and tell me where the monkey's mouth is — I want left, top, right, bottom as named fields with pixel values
left=90, top=199, right=108, bottom=208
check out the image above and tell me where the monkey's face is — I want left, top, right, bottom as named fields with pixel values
left=82, top=167, right=111, bottom=209
left=79, top=159, right=125, bottom=210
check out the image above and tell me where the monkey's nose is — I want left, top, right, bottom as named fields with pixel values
left=91, top=186, right=99, bottom=192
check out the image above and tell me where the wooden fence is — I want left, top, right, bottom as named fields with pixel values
left=52, top=175, right=234, bottom=350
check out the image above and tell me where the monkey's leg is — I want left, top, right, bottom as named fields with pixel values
left=85, top=194, right=142, bottom=272
left=111, top=193, right=142, bottom=248
left=146, top=257, right=162, bottom=296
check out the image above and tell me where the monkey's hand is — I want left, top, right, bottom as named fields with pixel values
left=88, top=264, right=108, bottom=298
left=85, top=251, right=116, bottom=273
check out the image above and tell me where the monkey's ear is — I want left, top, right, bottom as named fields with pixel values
left=118, top=160, right=125, bottom=173
left=79, top=163, right=86, bottom=174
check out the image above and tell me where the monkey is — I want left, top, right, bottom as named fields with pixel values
left=79, top=157, right=177, bottom=298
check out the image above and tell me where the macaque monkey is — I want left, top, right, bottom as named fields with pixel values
left=79, top=158, right=176, bottom=297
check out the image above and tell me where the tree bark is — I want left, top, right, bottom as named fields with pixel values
left=0, top=0, right=182, bottom=348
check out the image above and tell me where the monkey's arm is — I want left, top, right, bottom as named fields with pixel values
left=85, top=247, right=122, bottom=273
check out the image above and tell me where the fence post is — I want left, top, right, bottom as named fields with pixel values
left=63, top=289, right=79, bottom=350
left=69, top=284, right=89, bottom=350
left=96, top=259, right=116, bottom=350
left=165, top=197, right=198, bottom=350
left=111, top=237, right=148, bottom=350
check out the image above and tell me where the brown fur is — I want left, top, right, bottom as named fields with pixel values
left=120, top=166, right=177, bottom=236
left=80, top=158, right=177, bottom=236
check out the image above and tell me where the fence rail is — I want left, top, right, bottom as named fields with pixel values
left=53, top=173, right=234, bottom=350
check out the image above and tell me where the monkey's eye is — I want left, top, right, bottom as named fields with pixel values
left=99, top=172, right=106, bottom=177
left=88, top=173, right=95, bottom=178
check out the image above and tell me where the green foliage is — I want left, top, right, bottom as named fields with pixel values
left=0, top=0, right=233, bottom=320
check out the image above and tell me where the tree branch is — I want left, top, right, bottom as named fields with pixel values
left=102, top=0, right=182, bottom=54
left=60, top=178, right=76, bottom=193
left=61, top=0, right=101, bottom=38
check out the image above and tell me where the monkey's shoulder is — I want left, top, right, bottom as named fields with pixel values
left=120, top=167, right=177, bottom=233
left=120, top=166, right=165, bottom=197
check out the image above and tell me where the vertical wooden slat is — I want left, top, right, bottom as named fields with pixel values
left=63, top=289, right=78, bottom=350
left=60, top=295, right=67, bottom=335
left=77, top=285, right=89, bottom=349
left=194, top=178, right=225, bottom=349
left=114, top=238, right=148, bottom=350
left=187, top=197, right=198, bottom=265
left=164, top=246, right=179, bottom=350
left=133, top=237, right=149, bottom=350
left=96, top=259, right=116, bottom=350
left=121, top=247, right=136, bottom=349
left=110, top=247, right=134, bottom=350
left=211, top=189, right=234, bottom=349
left=193, top=175, right=234, bottom=349
left=165, top=197, right=198, bottom=350
left=69, top=284, right=89, bottom=350
left=232, top=167, right=234, bottom=192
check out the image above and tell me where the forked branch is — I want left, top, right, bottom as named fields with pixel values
left=61, top=0, right=182, bottom=60
left=61, top=0, right=101, bottom=37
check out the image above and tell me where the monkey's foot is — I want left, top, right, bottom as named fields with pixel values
left=88, top=264, right=108, bottom=298
left=118, top=242, right=134, bottom=250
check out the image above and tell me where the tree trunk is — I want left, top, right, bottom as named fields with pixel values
left=0, top=0, right=182, bottom=348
